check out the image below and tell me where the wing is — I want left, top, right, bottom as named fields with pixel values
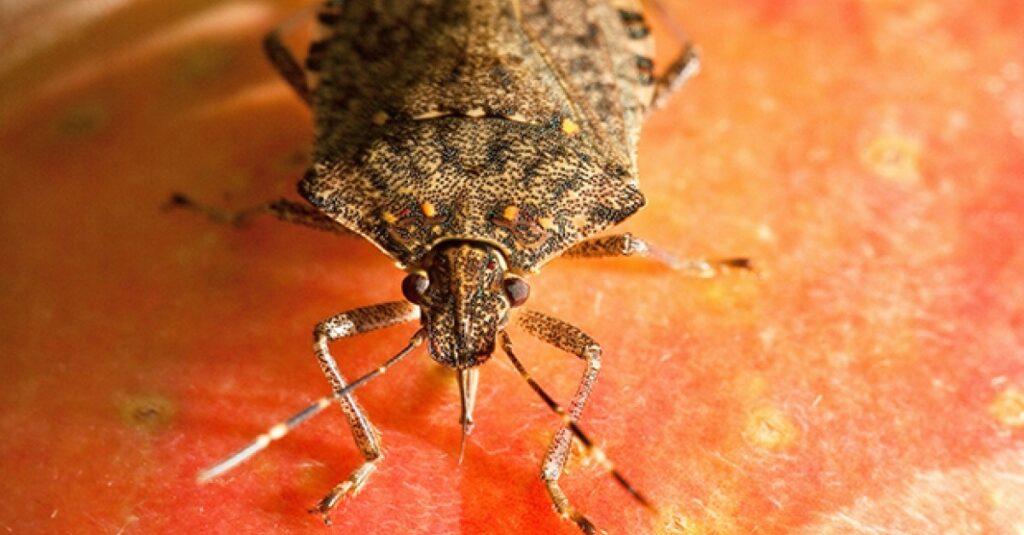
left=516, top=0, right=656, bottom=176
left=309, top=0, right=574, bottom=162
left=300, top=0, right=650, bottom=271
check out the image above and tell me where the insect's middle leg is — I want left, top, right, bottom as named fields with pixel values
left=309, top=301, right=420, bottom=524
left=514, top=310, right=603, bottom=534
left=166, top=194, right=355, bottom=237
left=650, top=41, right=699, bottom=111
left=560, top=233, right=751, bottom=277
left=642, top=0, right=701, bottom=111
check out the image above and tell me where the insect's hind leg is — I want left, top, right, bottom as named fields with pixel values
left=512, top=311, right=603, bottom=533
left=309, top=301, right=420, bottom=524
left=560, top=233, right=752, bottom=277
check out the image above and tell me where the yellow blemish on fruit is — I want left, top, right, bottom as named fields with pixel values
left=861, top=133, right=922, bottom=185
left=421, top=201, right=437, bottom=217
left=537, top=216, right=554, bottom=229
left=502, top=205, right=519, bottom=221
left=371, top=111, right=389, bottom=125
left=561, top=118, right=580, bottom=135
left=659, top=510, right=704, bottom=535
left=381, top=211, right=398, bottom=223
left=657, top=494, right=740, bottom=535
left=743, top=405, right=798, bottom=451
left=989, top=386, right=1024, bottom=428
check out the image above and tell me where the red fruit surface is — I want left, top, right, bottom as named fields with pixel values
left=2, top=1, right=1023, bottom=533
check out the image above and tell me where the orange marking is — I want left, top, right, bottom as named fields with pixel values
left=561, top=118, right=580, bottom=136
left=537, top=216, right=554, bottom=229
left=421, top=201, right=437, bottom=218
left=502, top=205, right=519, bottom=221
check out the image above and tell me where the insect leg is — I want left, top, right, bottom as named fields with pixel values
left=503, top=312, right=653, bottom=533
left=649, top=41, right=699, bottom=111
left=309, top=301, right=421, bottom=524
left=263, top=8, right=315, bottom=105
left=510, top=311, right=602, bottom=533
left=165, top=193, right=355, bottom=237
left=560, top=233, right=752, bottom=277
left=197, top=330, right=423, bottom=483
left=641, top=0, right=700, bottom=111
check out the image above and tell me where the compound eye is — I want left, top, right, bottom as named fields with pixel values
left=503, top=276, right=530, bottom=307
left=401, top=272, right=429, bottom=304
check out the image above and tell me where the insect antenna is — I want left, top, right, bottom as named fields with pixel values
left=196, top=329, right=426, bottom=484
left=498, top=332, right=657, bottom=513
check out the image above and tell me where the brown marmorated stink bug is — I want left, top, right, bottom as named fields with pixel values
left=171, top=0, right=749, bottom=532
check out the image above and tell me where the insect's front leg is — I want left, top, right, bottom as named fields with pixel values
left=513, top=310, right=603, bottom=534
left=560, top=233, right=751, bottom=277
left=309, top=301, right=420, bottom=524
left=165, top=194, right=355, bottom=237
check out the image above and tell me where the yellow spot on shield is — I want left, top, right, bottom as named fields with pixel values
left=861, top=133, right=922, bottom=185
left=371, top=111, right=389, bottom=125
left=382, top=211, right=398, bottom=223
left=537, top=216, right=554, bottom=229
left=561, top=118, right=580, bottom=136
left=989, top=386, right=1024, bottom=428
left=743, top=405, right=798, bottom=451
left=502, top=205, right=519, bottom=221
left=421, top=201, right=437, bottom=218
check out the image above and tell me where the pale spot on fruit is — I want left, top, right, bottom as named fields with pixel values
left=861, top=134, right=922, bottom=185
left=657, top=492, right=740, bottom=534
left=743, top=405, right=798, bottom=451
left=658, top=510, right=703, bottom=534
left=756, top=223, right=776, bottom=243
left=174, top=43, right=233, bottom=83
left=118, top=394, right=176, bottom=433
left=55, top=100, right=110, bottom=138
left=989, top=386, right=1024, bottom=428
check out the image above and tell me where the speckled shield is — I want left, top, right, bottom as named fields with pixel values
left=300, top=0, right=658, bottom=272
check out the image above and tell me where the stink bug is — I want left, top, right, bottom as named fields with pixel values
left=172, top=0, right=749, bottom=532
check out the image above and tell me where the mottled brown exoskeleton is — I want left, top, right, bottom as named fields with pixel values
left=176, top=0, right=749, bottom=532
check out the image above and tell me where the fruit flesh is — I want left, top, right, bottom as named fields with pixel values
left=1, top=0, right=1023, bottom=533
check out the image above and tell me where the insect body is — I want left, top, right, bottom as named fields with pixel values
left=178, top=0, right=747, bottom=532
